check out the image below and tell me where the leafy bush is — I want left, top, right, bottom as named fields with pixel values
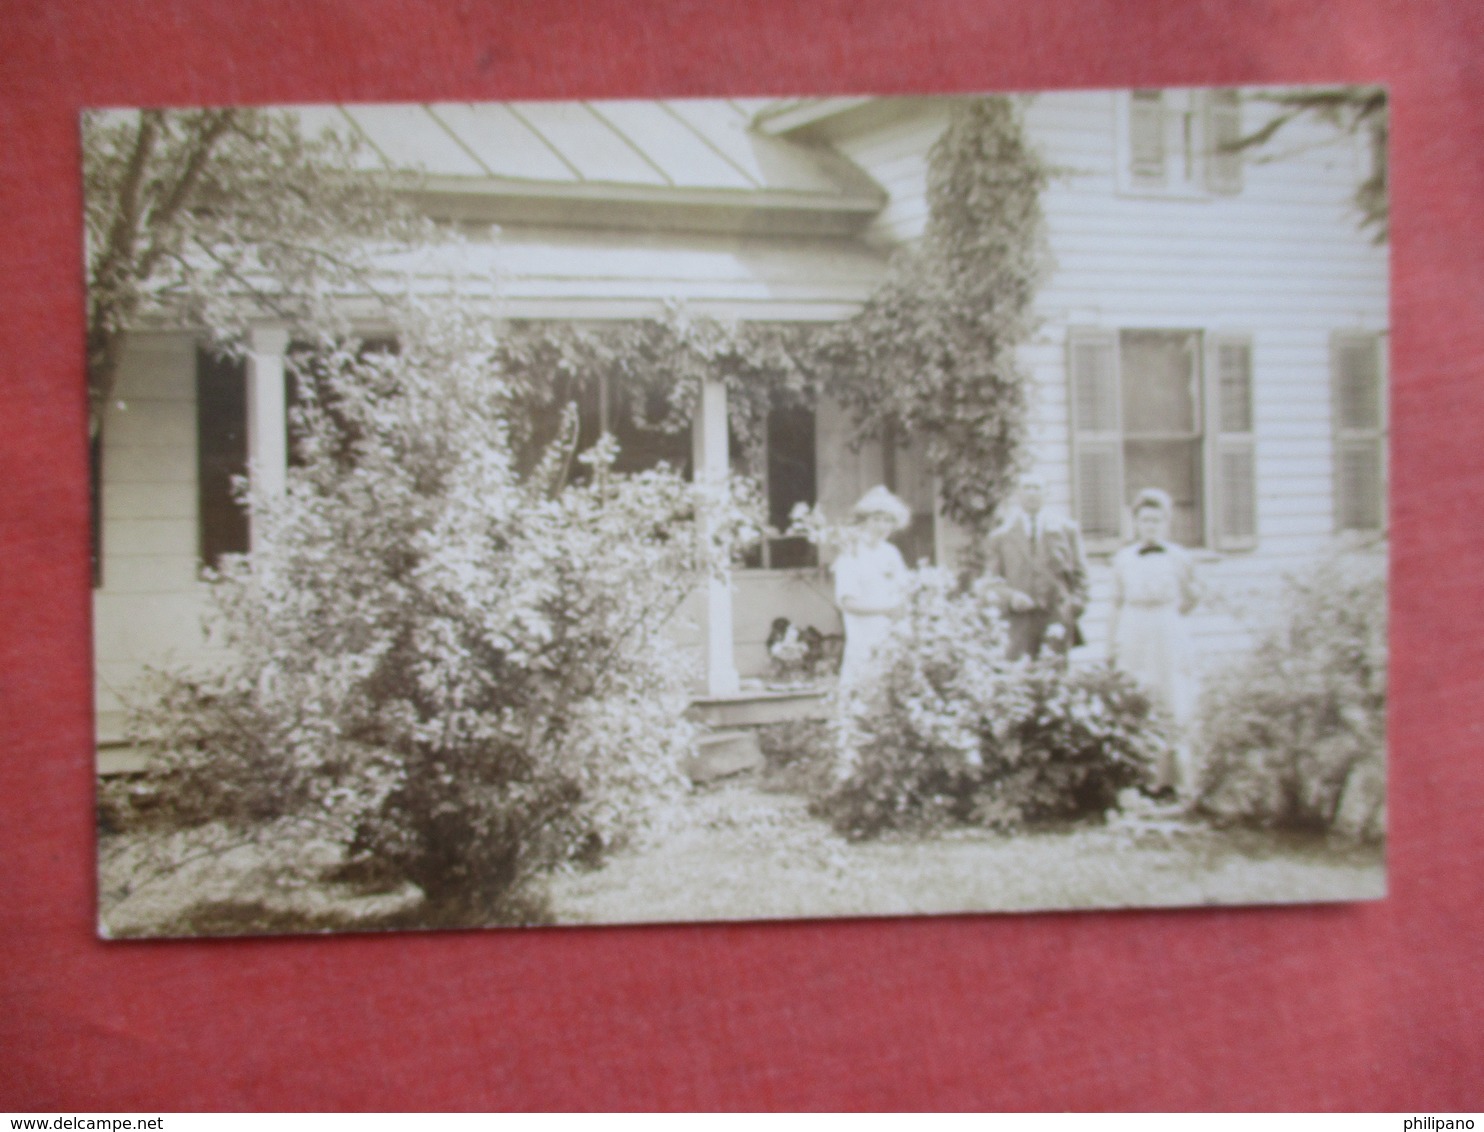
left=129, top=309, right=758, bottom=925
left=755, top=717, right=836, bottom=796
left=816, top=570, right=1168, bottom=840
left=1196, top=556, right=1387, bottom=839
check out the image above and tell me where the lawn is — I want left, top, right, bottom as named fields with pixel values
left=97, top=766, right=1384, bottom=939
left=544, top=775, right=1385, bottom=926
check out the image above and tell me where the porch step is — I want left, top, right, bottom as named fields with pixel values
left=681, top=729, right=764, bottom=784
left=687, top=685, right=832, bottom=729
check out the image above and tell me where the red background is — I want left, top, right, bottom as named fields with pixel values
left=2, top=0, right=1481, bottom=1111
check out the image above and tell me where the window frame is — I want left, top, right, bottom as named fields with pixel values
left=1330, top=329, right=1389, bottom=535
left=195, top=345, right=250, bottom=573
left=1116, top=88, right=1244, bottom=199
left=1068, top=326, right=1258, bottom=555
left=734, top=402, right=820, bottom=572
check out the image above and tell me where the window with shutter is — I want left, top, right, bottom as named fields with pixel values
left=1210, top=334, right=1257, bottom=548
left=1068, top=327, right=1258, bottom=553
left=1129, top=91, right=1167, bottom=186
left=1068, top=328, right=1124, bottom=548
left=1204, top=89, right=1244, bottom=194
left=1120, top=88, right=1243, bottom=197
left=1331, top=331, right=1387, bottom=532
left=1121, top=330, right=1205, bottom=547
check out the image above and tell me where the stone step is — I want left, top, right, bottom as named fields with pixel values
left=681, top=728, right=764, bottom=784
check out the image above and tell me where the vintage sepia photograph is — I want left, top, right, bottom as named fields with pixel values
left=88, top=89, right=1389, bottom=938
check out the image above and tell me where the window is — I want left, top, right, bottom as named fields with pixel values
left=1068, top=328, right=1256, bottom=551
left=1122, top=89, right=1243, bottom=196
left=1331, top=331, right=1387, bottom=532
left=733, top=405, right=819, bottom=570
left=569, top=374, right=693, bottom=482
left=196, top=347, right=250, bottom=569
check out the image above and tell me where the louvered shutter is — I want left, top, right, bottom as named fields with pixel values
left=1068, top=328, right=1124, bottom=549
left=1331, top=331, right=1387, bottom=531
left=1209, top=333, right=1257, bottom=549
left=1129, top=91, right=1167, bottom=186
left=1204, top=90, right=1243, bottom=194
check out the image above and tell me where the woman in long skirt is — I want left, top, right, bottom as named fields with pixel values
left=1108, top=488, right=1199, bottom=796
left=832, top=485, right=911, bottom=692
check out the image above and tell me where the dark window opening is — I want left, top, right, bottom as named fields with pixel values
left=196, top=347, right=249, bottom=570
left=1120, top=329, right=1205, bottom=547
left=733, top=405, right=819, bottom=570
left=565, top=375, right=693, bottom=484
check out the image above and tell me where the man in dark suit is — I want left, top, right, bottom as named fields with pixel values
left=984, top=472, right=1090, bottom=660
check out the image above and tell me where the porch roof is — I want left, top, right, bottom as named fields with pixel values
left=291, top=101, right=888, bottom=236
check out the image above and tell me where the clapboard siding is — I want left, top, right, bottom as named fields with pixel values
left=93, top=334, right=220, bottom=728
left=93, top=93, right=1388, bottom=736
left=829, top=106, right=950, bottom=245
left=836, top=90, right=1387, bottom=666
left=481, top=226, right=888, bottom=320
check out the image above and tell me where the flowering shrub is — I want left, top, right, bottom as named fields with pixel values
left=1196, top=556, right=1387, bottom=838
left=816, top=570, right=1168, bottom=839
left=131, top=308, right=757, bottom=924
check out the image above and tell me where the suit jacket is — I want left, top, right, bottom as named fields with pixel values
left=984, top=508, right=1090, bottom=620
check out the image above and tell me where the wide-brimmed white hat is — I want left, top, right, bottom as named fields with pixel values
left=851, top=485, right=911, bottom=531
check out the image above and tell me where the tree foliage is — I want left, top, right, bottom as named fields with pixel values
left=125, top=308, right=761, bottom=926
left=82, top=107, right=434, bottom=438
left=1231, top=86, right=1388, bottom=242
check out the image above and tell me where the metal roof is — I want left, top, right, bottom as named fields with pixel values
left=289, top=100, right=885, bottom=233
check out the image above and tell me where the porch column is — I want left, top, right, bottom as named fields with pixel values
left=693, top=376, right=741, bottom=696
left=246, top=326, right=290, bottom=550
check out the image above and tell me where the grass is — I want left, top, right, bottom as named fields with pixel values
left=542, top=777, right=1384, bottom=926
left=97, top=745, right=1385, bottom=938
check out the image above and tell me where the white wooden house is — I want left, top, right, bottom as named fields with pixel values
left=92, top=91, right=1388, bottom=755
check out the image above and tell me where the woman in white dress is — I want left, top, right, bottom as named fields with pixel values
left=1108, top=488, right=1199, bottom=796
left=832, top=485, right=911, bottom=691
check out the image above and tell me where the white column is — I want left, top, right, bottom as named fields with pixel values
left=246, top=326, right=290, bottom=550
left=693, top=376, right=741, bottom=697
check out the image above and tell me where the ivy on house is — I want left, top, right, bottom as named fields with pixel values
left=815, top=96, right=1052, bottom=531
left=493, top=309, right=817, bottom=487
left=493, top=96, right=1050, bottom=533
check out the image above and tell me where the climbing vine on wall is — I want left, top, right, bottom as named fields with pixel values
left=814, top=95, right=1051, bottom=531
left=494, top=307, right=816, bottom=482
left=495, top=96, right=1049, bottom=532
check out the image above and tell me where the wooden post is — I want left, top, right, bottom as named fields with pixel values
left=246, top=326, right=289, bottom=550
left=693, top=376, right=740, bottom=696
